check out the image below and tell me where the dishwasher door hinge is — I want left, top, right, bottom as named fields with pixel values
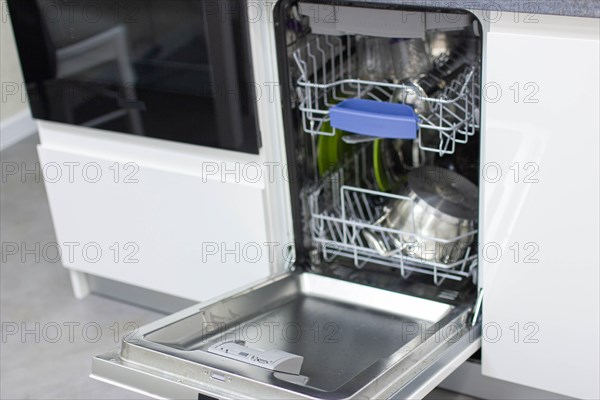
left=284, top=244, right=296, bottom=271
left=470, top=288, right=484, bottom=327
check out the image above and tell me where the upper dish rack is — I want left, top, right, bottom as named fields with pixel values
left=293, top=35, right=480, bottom=156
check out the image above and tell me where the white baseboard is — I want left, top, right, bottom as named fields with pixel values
left=0, top=109, right=37, bottom=151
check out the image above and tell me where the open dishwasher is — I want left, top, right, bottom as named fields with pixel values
left=92, top=2, right=484, bottom=399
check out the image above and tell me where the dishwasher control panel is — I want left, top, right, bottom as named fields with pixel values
left=207, top=340, right=304, bottom=375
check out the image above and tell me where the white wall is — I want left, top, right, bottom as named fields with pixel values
left=0, top=0, right=28, bottom=121
left=0, top=0, right=35, bottom=150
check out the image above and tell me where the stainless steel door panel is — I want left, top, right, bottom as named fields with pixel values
left=92, top=272, right=480, bottom=399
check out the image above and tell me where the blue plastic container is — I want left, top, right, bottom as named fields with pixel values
left=329, top=98, right=418, bottom=139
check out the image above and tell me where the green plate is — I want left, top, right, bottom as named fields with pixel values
left=317, top=121, right=349, bottom=176
left=373, top=139, right=404, bottom=192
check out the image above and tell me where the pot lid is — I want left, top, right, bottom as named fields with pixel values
left=407, top=166, right=478, bottom=220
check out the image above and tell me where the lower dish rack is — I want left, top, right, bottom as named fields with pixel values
left=306, top=149, right=478, bottom=286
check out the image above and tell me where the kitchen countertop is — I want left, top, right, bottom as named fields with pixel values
left=339, top=0, right=599, bottom=19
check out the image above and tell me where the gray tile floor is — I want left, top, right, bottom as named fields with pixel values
left=1, top=135, right=161, bottom=399
left=0, top=135, right=476, bottom=400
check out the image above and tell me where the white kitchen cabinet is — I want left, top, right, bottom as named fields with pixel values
left=480, top=14, right=599, bottom=399
left=29, top=0, right=294, bottom=304
left=37, top=121, right=280, bottom=302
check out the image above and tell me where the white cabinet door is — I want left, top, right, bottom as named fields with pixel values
left=481, top=16, right=599, bottom=399
left=37, top=143, right=272, bottom=302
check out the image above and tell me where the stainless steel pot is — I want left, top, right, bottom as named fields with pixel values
left=384, top=166, right=479, bottom=264
left=384, top=166, right=478, bottom=264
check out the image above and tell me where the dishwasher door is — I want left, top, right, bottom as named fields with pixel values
left=92, top=272, right=480, bottom=399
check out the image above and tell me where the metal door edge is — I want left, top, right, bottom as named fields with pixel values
left=390, top=325, right=482, bottom=399
left=92, top=350, right=242, bottom=400
left=92, top=327, right=481, bottom=400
